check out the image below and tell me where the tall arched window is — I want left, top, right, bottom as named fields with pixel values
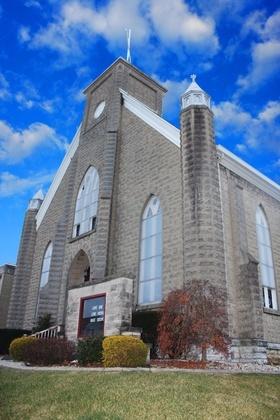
left=73, top=167, right=99, bottom=237
left=39, top=242, right=53, bottom=289
left=256, top=206, right=278, bottom=310
left=138, top=196, right=162, bottom=304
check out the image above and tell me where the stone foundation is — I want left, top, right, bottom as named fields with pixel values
left=65, top=277, right=133, bottom=341
left=230, top=339, right=268, bottom=363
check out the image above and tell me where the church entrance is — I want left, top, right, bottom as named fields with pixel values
left=68, top=250, right=91, bottom=289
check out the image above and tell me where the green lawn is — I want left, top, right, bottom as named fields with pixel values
left=0, top=369, right=279, bottom=420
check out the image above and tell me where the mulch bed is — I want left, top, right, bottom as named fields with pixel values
left=150, top=359, right=207, bottom=369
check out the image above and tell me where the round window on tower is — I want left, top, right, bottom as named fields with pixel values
left=94, top=101, right=106, bottom=119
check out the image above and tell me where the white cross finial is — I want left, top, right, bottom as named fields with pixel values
left=125, top=29, right=132, bottom=64
left=190, top=74, right=196, bottom=82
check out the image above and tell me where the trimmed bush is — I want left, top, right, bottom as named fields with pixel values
left=0, top=329, right=31, bottom=354
left=9, top=336, right=37, bottom=361
left=21, top=338, right=75, bottom=366
left=77, top=337, right=104, bottom=366
left=103, top=336, right=148, bottom=367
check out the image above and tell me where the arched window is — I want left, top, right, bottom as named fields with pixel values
left=138, top=196, right=162, bottom=304
left=39, top=242, right=53, bottom=289
left=256, top=207, right=277, bottom=310
left=73, top=167, right=99, bottom=237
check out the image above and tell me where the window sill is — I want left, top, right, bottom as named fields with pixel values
left=135, top=302, right=162, bottom=312
left=68, top=229, right=96, bottom=243
left=263, top=308, right=280, bottom=316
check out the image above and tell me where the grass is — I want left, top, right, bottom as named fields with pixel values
left=0, top=369, right=279, bottom=420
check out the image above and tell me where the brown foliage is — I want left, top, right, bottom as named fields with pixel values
left=157, top=281, right=230, bottom=361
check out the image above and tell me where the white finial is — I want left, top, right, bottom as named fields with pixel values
left=190, top=74, right=196, bottom=82
left=125, top=29, right=132, bottom=64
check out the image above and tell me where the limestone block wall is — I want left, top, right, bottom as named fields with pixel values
left=0, top=265, right=15, bottom=328
left=220, top=165, right=280, bottom=344
left=23, top=155, right=78, bottom=330
left=107, top=108, right=184, bottom=306
left=65, top=277, right=133, bottom=341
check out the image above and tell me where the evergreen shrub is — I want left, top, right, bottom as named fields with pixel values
left=9, top=336, right=37, bottom=361
left=103, top=336, right=148, bottom=367
left=77, top=337, right=104, bottom=365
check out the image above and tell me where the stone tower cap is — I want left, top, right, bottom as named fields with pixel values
left=28, top=189, right=44, bottom=210
left=181, top=74, right=211, bottom=110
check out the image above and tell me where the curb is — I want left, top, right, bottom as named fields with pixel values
left=0, top=360, right=279, bottom=374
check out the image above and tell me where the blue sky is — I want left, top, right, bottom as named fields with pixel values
left=0, top=0, right=279, bottom=265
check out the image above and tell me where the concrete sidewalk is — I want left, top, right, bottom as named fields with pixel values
left=1, top=358, right=279, bottom=374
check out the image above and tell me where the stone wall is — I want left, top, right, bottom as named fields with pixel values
left=220, top=165, right=280, bottom=344
left=65, top=277, right=133, bottom=341
left=0, top=265, right=15, bottom=328
left=108, top=107, right=184, bottom=305
left=7, top=209, right=37, bottom=329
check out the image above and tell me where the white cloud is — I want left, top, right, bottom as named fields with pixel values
left=213, top=100, right=280, bottom=155
left=23, top=0, right=219, bottom=61
left=30, top=0, right=149, bottom=56
left=0, top=121, right=67, bottom=163
left=258, top=100, right=280, bottom=122
left=158, top=78, right=188, bottom=119
left=195, top=0, right=248, bottom=20
left=0, top=171, right=53, bottom=198
left=24, top=1, right=42, bottom=9
left=237, top=9, right=280, bottom=91
left=15, top=92, right=34, bottom=109
left=18, top=26, right=31, bottom=43
left=149, top=0, right=218, bottom=53
left=0, top=73, right=10, bottom=100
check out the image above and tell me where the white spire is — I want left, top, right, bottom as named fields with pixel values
left=125, top=29, right=132, bottom=64
left=28, top=189, right=44, bottom=210
left=181, top=74, right=211, bottom=110
left=33, top=189, right=45, bottom=200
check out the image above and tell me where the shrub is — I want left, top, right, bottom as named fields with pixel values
left=0, top=329, right=31, bottom=355
left=77, top=337, right=104, bottom=365
left=21, top=338, right=75, bottom=365
left=157, top=282, right=230, bottom=361
left=32, top=313, right=53, bottom=333
left=9, top=336, right=37, bottom=361
left=103, top=336, right=148, bottom=367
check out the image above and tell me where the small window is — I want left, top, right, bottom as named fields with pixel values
left=78, top=295, right=105, bottom=337
left=256, top=207, right=278, bottom=310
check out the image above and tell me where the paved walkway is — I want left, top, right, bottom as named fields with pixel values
left=1, top=359, right=279, bottom=374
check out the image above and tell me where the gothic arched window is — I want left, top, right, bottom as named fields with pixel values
left=73, top=167, right=99, bottom=237
left=138, top=196, right=162, bottom=304
left=256, top=206, right=278, bottom=310
left=39, top=242, right=53, bottom=289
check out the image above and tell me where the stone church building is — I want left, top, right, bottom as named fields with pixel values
left=6, top=58, right=280, bottom=361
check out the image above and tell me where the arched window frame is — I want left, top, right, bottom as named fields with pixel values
left=256, top=206, right=278, bottom=310
left=73, top=166, right=99, bottom=238
left=138, top=196, right=162, bottom=305
left=39, top=242, right=53, bottom=289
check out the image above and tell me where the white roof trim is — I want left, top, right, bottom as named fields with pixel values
left=36, top=126, right=81, bottom=229
left=121, top=89, right=280, bottom=201
left=217, top=145, right=280, bottom=201
left=120, top=89, right=180, bottom=147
